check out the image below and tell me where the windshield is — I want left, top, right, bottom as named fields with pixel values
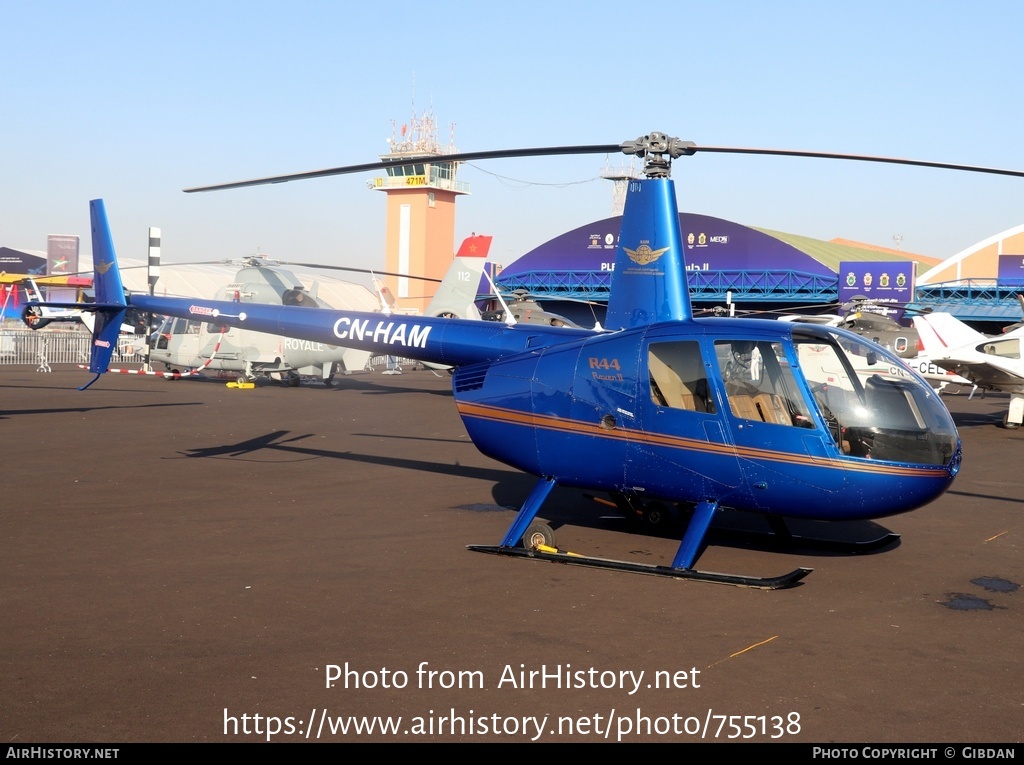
left=792, top=326, right=959, bottom=467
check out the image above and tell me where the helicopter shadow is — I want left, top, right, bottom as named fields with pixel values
left=0, top=400, right=203, bottom=421
left=949, top=409, right=1006, bottom=428
left=326, top=375, right=454, bottom=398
left=525, top=491, right=902, bottom=561
left=172, top=429, right=901, bottom=560
left=171, top=428, right=528, bottom=488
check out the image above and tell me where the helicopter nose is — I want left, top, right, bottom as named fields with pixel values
left=948, top=439, right=963, bottom=478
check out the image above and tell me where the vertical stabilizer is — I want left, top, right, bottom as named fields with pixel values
left=423, top=234, right=491, bottom=319
left=373, top=278, right=399, bottom=314
left=604, top=178, right=690, bottom=330
left=912, top=312, right=986, bottom=354
left=84, top=199, right=128, bottom=382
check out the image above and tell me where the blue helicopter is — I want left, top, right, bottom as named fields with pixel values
left=61, top=132, right=1024, bottom=588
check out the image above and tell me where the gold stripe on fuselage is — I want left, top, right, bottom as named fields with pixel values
left=455, top=401, right=945, bottom=479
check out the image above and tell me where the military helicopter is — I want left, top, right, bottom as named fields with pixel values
left=52, top=131, right=1024, bottom=587
left=835, top=299, right=918, bottom=358
left=145, top=235, right=490, bottom=385
left=480, top=289, right=582, bottom=328
left=145, top=258, right=368, bottom=385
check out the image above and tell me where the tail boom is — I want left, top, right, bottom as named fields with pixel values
left=128, top=294, right=591, bottom=370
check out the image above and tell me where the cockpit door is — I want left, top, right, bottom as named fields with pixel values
left=628, top=336, right=744, bottom=504
left=712, top=337, right=848, bottom=510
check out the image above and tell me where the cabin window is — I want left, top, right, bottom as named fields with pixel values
left=714, top=340, right=812, bottom=428
left=981, top=338, right=1020, bottom=359
left=170, top=318, right=200, bottom=335
left=282, top=289, right=320, bottom=308
left=647, top=341, right=716, bottom=414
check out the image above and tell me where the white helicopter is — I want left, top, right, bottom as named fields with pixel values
left=21, top=278, right=136, bottom=334
left=147, top=236, right=491, bottom=385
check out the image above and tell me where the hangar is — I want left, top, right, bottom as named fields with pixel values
left=494, top=213, right=940, bottom=322
left=0, top=246, right=47, bottom=275
left=912, top=224, right=1024, bottom=322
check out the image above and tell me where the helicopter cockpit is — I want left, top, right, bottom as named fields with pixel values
left=699, top=327, right=960, bottom=468
left=790, top=327, right=958, bottom=466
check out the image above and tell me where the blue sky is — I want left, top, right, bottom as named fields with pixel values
left=4, top=0, right=1024, bottom=275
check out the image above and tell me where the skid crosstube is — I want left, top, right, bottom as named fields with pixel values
left=467, top=545, right=812, bottom=589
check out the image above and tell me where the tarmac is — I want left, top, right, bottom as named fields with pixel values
left=1, top=366, right=1020, bottom=743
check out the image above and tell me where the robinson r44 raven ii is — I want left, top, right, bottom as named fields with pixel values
left=59, top=131, right=1024, bottom=587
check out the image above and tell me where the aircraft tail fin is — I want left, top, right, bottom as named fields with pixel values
left=373, top=278, right=400, bottom=314
left=24, top=278, right=43, bottom=304
left=605, top=178, right=690, bottom=330
left=912, top=312, right=985, bottom=355
left=422, top=234, right=492, bottom=320
left=80, top=199, right=129, bottom=388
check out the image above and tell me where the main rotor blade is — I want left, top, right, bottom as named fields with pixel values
left=184, top=136, right=1024, bottom=193
left=689, top=145, right=1024, bottom=178
left=183, top=144, right=623, bottom=192
left=276, top=261, right=442, bottom=283
left=108, top=258, right=443, bottom=284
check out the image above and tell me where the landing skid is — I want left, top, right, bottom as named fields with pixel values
left=492, top=478, right=812, bottom=588
left=467, top=545, right=811, bottom=589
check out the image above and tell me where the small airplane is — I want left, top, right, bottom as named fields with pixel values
left=912, top=310, right=1024, bottom=428
left=142, top=236, right=491, bottom=385
left=47, top=131, right=1024, bottom=587
left=782, top=306, right=973, bottom=392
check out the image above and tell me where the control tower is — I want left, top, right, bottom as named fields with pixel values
left=372, top=110, right=470, bottom=313
left=599, top=157, right=641, bottom=215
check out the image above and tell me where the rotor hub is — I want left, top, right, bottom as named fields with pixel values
left=620, top=132, right=696, bottom=178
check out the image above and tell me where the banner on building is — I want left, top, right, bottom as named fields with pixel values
left=838, top=261, right=916, bottom=319
left=997, top=254, right=1024, bottom=284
